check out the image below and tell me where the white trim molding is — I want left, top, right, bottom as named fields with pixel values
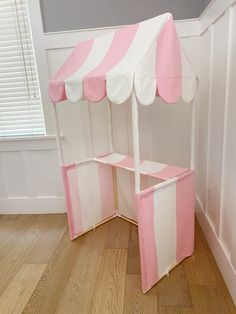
left=196, top=197, right=236, bottom=304
left=0, top=197, right=65, bottom=214
left=200, top=0, right=236, bottom=34
left=43, top=18, right=200, bottom=51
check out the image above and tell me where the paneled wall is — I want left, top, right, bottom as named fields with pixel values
left=196, top=0, right=236, bottom=304
left=0, top=138, right=65, bottom=213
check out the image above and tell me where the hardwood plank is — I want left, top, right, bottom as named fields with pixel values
left=0, top=214, right=54, bottom=297
left=157, top=264, right=192, bottom=307
left=206, top=249, right=236, bottom=314
left=0, top=214, right=19, bottom=222
left=25, top=214, right=67, bottom=264
left=127, top=224, right=141, bottom=275
left=183, top=224, right=217, bottom=285
left=22, top=229, right=84, bottom=314
left=89, top=248, right=128, bottom=314
left=56, top=223, right=109, bottom=314
left=123, top=274, right=158, bottom=314
left=0, top=263, right=46, bottom=314
left=189, top=284, right=232, bottom=314
left=0, top=215, right=33, bottom=256
left=158, top=305, right=194, bottom=314
left=105, top=217, right=130, bottom=249
left=195, top=219, right=236, bottom=312
left=0, top=214, right=234, bottom=313
left=195, top=220, right=209, bottom=249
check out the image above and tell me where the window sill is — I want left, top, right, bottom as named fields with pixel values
left=0, top=134, right=64, bottom=142
left=0, top=134, right=65, bottom=152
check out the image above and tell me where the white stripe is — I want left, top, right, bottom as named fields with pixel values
left=181, top=49, right=197, bottom=102
left=140, top=160, right=166, bottom=174
left=135, top=41, right=157, bottom=105
left=67, top=168, right=82, bottom=234
left=99, top=153, right=127, bottom=164
left=153, top=183, right=177, bottom=277
left=106, top=13, right=170, bottom=104
left=77, top=163, right=102, bottom=230
left=116, top=169, right=136, bottom=221
left=65, top=32, right=114, bottom=103
left=108, top=14, right=171, bottom=75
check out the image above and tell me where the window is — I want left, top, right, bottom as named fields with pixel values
left=0, top=0, right=45, bottom=137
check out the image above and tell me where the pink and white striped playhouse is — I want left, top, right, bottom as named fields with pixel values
left=49, top=13, right=197, bottom=293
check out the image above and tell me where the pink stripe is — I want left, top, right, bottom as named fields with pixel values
left=115, top=156, right=144, bottom=169
left=61, top=166, right=76, bottom=240
left=130, top=173, right=137, bottom=221
left=176, top=171, right=195, bottom=262
left=137, top=191, right=159, bottom=292
left=83, top=24, right=139, bottom=102
left=64, top=163, right=77, bottom=171
left=49, top=39, right=94, bottom=102
left=156, top=16, right=182, bottom=103
left=98, top=164, right=116, bottom=219
left=152, top=165, right=188, bottom=180
left=67, top=167, right=83, bottom=238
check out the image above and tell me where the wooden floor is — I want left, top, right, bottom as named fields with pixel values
left=0, top=215, right=235, bottom=314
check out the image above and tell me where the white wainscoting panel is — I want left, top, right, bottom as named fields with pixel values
left=0, top=138, right=65, bottom=214
left=196, top=0, right=236, bottom=304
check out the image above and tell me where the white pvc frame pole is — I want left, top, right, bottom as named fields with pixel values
left=190, top=79, right=198, bottom=170
left=87, top=101, right=94, bottom=157
left=190, top=98, right=195, bottom=170
left=52, top=102, right=64, bottom=166
left=131, top=91, right=141, bottom=193
left=108, top=99, right=114, bottom=153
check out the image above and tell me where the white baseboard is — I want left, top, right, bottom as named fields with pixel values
left=195, top=196, right=236, bottom=305
left=0, top=197, right=66, bottom=214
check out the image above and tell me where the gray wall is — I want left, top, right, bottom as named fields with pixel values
left=40, top=0, right=212, bottom=33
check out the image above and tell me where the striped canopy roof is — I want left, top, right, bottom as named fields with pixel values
left=49, top=13, right=196, bottom=105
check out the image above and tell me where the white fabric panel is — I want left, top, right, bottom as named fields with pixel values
left=57, top=100, right=92, bottom=163
left=89, top=100, right=110, bottom=156
left=111, top=101, right=130, bottom=155
left=140, top=160, right=166, bottom=174
left=153, top=183, right=177, bottom=276
left=97, top=153, right=173, bottom=175
left=65, top=32, right=114, bottom=103
left=99, top=153, right=126, bottom=164
left=106, top=14, right=170, bottom=104
left=108, top=14, right=170, bottom=75
left=116, top=169, right=136, bottom=220
left=181, top=49, right=197, bottom=102
left=77, top=163, right=102, bottom=230
left=135, top=42, right=157, bottom=106
left=138, top=104, right=153, bottom=160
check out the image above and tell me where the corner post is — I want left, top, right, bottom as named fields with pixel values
left=131, top=91, right=141, bottom=193
left=190, top=79, right=198, bottom=170
left=108, top=99, right=114, bottom=153
left=51, top=102, right=64, bottom=166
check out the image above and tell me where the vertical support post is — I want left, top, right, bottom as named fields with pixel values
left=190, top=79, right=198, bottom=170
left=51, top=102, right=64, bottom=166
left=108, top=99, right=114, bottom=153
left=131, top=91, right=141, bottom=193
left=87, top=101, right=94, bottom=157
left=190, top=98, right=195, bottom=170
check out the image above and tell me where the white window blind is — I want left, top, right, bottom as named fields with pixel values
left=0, top=0, right=45, bottom=137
